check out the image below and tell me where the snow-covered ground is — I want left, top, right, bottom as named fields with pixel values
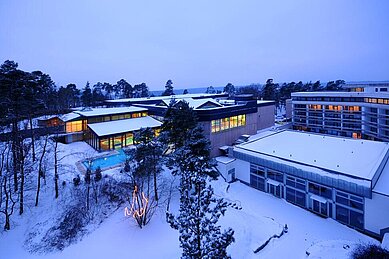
left=0, top=142, right=378, bottom=259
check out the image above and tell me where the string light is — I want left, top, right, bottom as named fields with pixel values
left=124, top=185, right=149, bottom=219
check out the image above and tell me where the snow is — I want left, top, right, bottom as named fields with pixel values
left=87, top=116, right=162, bottom=137
left=0, top=140, right=377, bottom=259
left=215, top=156, right=235, bottom=164
left=237, top=130, right=389, bottom=181
left=382, top=233, right=389, bottom=251
left=105, top=93, right=227, bottom=103
left=60, top=112, right=81, bottom=122
left=373, top=162, right=389, bottom=196
left=74, top=107, right=147, bottom=117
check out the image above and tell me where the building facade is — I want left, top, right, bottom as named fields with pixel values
left=107, top=94, right=276, bottom=157
left=292, top=82, right=389, bottom=141
left=218, top=130, right=389, bottom=238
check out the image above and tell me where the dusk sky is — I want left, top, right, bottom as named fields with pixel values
left=1, top=0, right=388, bottom=90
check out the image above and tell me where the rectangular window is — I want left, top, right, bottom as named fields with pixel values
left=65, top=121, right=83, bottom=133
left=125, top=133, right=133, bottom=146
left=268, top=170, right=283, bottom=182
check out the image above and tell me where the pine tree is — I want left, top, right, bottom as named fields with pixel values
left=166, top=126, right=234, bottom=258
left=160, top=100, right=197, bottom=150
left=162, top=79, right=174, bottom=96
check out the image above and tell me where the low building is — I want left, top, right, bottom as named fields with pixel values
left=117, top=94, right=275, bottom=157
left=219, top=130, right=389, bottom=238
left=42, top=107, right=162, bottom=150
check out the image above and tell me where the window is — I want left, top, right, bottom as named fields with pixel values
left=100, top=138, right=110, bottom=150
left=286, top=187, right=306, bottom=207
left=132, top=113, right=142, bottom=118
left=250, top=174, right=265, bottom=191
left=125, top=133, right=133, bottom=146
left=286, top=176, right=306, bottom=191
left=250, top=164, right=265, bottom=177
left=211, top=114, right=246, bottom=133
left=268, top=170, right=283, bottom=182
left=66, top=121, right=83, bottom=133
left=335, top=191, right=364, bottom=229
left=308, top=182, right=332, bottom=199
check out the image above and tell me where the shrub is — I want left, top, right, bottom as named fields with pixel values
left=352, top=243, right=389, bottom=259
left=73, top=175, right=81, bottom=186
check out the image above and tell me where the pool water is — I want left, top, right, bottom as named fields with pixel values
left=83, top=149, right=127, bottom=171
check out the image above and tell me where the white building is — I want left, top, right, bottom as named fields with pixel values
left=292, top=81, right=389, bottom=141
left=218, top=130, right=389, bottom=238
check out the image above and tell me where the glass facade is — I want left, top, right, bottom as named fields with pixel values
left=211, top=114, right=246, bottom=133
left=245, top=162, right=366, bottom=231
left=66, top=120, right=85, bottom=133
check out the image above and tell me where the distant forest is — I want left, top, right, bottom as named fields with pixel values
left=0, top=59, right=345, bottom=125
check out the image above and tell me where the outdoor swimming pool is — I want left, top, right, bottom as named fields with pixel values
left=83, top=149, right=127, bottom=171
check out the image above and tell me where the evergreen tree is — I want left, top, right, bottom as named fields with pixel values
left=160, top=100, right=197, bottom=150
left=162, top=79, right=174, bottom=96
left=81, top=81, right=93, bottom=107
left=166, top=126, right=234, bottom=258
left=183, top=89, right=189, bottom=95
left=116, top=79, right=133, bottom=98
left=92, top=82, right=105, bottom=106
left=224, top=83, right=235, bottom=96
left=205, top=86, right=216, bottom=94
left=133, top=83, right=149, bottom=98
left=262, top=79, right=279, bottom=101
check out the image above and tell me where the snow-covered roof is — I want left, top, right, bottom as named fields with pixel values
left=87, top=116, right=162, bottom=137
left=162, top=98, right=223, bottom=110
left=105, top=93, right=227, bottom=103
left=74, top=107, right=147, bottom=117
left=291, top=91, right=389, bottom=98
left=61, top=112, right=81, bottom=122
left=235, top=130, right=389, bottom=181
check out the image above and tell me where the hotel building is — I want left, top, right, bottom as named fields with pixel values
left=292, top=82, right=389, bottom=141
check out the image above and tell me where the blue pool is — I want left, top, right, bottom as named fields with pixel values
left=83, top=150, right=127, bottom=171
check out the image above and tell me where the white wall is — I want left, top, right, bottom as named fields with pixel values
left=234, top=159, right=250, bottom=183
left=365, top=192, right=389, bottom=235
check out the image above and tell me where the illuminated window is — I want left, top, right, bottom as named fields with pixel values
left=125, top=114, right=131, bottom=119
left=221, top=118, right=230, bottom=130
left=142, top=112, right=148, bottom=117
left=230, top=116, right=238, bottom=127
left=112, top=115, right=119, bottom=120
left=125, top=133, right=133, bottom=146
left=211, top=119, right=221, bottom=132
left=132, top=113, right=141, bottom=118
left=238, top=115, right=246, bottom=126
left=154, top=129, right=161, bottom=137
left=66, top=121, right=83, bottom=133
left=100, top=138, right=110, bottom=150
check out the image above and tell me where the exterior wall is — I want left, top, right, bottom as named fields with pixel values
left=365, top=192, right=389, bottom=236
left=204, top=113, right=258, bottom=157
left=216, top=159, right=236, bottom=182
left=234, top=159, right=250, bottom=183
left=257, top=105, right=275, bottom=130
left=285, top=99, right=292, bottom=119
left=292, top=93, right=389, bottom=141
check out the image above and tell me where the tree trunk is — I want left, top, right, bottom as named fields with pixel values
left=35, top=135, right=48, bottom=207
left=54, top=140, right=59, bottom=199
left=29, top=115, right=36, bottom=161
left=12, top=121, right=19, bottom=193
left=19, top=156, right=24, bottom=215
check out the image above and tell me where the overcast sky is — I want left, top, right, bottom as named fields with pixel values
left=1, top=0, right=388, bottom=90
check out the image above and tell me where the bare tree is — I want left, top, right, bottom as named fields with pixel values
left=35, top=134, right=49, bottom=206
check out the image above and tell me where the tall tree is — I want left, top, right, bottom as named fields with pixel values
left=160, top=100, right=198, bottom=150
left=116, top=79, right=133, bottom=98
left=224, top=83, right=235, bottom=96
left=206, top=86, right=216, bottom=94
left=81, top=81, right=93, bottom=107
left=262, top=78, right=279, bottom=101
left=162, top=80, right=174, bottom=96
left=166, top=126, right=234, bottom=258
left=133, top=83, right=149, bottom=98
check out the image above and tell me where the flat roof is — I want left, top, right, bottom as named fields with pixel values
left=105, top=93, right=227, bottom=103
left=87, top=116, right=162, bottom=137
left=75, top=107, right=147, bottom=117
left=291, top=91, right=389, bottom=98
left=235, top=130, right=389, bottom=181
